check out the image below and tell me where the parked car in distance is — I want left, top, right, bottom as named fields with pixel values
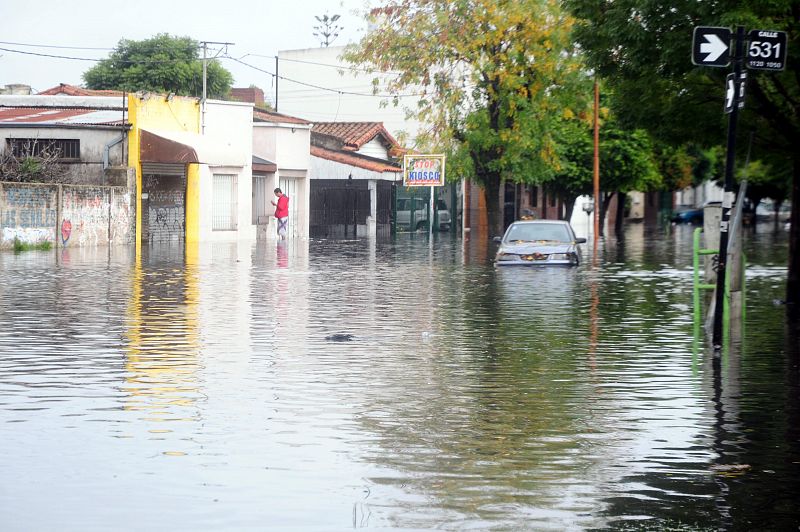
left=396, top=198, right=451, bottom=231
left=494, top=220, right=585, bottom=266
left=672, top=205, right=704, bottom=224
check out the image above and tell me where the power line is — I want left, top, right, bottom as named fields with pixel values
left=245, top=53, right=403, bottom=76
left=0, top=46, right=100, bottom=62
left=0, top=40, right=114, bottom=51
left=224, top=55, right=425, bottom=99
left=0, top=45, right=221, bottom=65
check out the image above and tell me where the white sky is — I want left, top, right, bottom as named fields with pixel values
left=0, top=0, right=370, bottom=94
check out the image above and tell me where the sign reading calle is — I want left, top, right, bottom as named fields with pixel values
left=746, top=29, right=787, bottom=71
left=692, top=26, right=731, bottom=67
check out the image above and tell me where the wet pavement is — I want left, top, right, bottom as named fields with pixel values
left=1, top=223, right=798, bottom=530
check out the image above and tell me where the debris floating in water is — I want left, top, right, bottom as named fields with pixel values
left=325, top=333, right=354, bottom=342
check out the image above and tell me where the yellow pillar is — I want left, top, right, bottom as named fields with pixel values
left=185, top=163, right=201, bottom=243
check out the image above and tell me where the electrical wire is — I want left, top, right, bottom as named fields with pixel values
left=246, top=53, right=403, bottom=76
left=223, top=55, right=426, bottom=99
left=0, top=40, right=115, bottom=51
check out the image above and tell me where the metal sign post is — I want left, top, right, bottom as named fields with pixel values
left=692, top=23, right=787, bottom=350
left=712, top=26, right=745, bottom=351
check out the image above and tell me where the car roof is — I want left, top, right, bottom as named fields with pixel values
left=509, top=220, right=571, bottom=225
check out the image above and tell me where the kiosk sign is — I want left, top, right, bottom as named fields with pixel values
left=403, top=154, right=446, bottom=187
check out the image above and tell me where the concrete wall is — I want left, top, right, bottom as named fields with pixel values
left=201, top=101, right=254, bottom=242
left=0, top=181, right=134, bottom=249
left=0, top=127, right=127, bottom=185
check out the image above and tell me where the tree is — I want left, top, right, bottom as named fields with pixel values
left=565, top=0, right=800, bottom=316
left=549, top=113, right=661, bottom=234
left=344, top=0, right=588, bottom=236
left=313, top=13, right=343, bottom=47
left=83, top=34, right=233, bottom=99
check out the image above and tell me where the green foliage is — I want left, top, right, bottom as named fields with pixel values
left=345, top=0, right=588, bottom=232
left=564, top=0, right=800, bottom=159
left=83, top=34, right=233, bottom=98
left=12, top=238, right=52, bottom=253
left=549, top=113, right=661, bottom=199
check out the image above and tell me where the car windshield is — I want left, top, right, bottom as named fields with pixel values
left=505, top=223, right=571, bottom=242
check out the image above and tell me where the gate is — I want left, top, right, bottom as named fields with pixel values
left=310, top=180, right=370, bottom=238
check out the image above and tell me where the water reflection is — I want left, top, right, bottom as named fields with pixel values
left=123, top=244, right=202, bottom=430
left=0, top=224, right=797, bottom=529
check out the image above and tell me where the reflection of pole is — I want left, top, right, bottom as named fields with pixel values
left=593, top=79, right=600, bottom=253
left=429, top=185, right=434, bottom=240
left=713, top=26, right=745, bottom=351
left=589, top=272, right=598, bottom=371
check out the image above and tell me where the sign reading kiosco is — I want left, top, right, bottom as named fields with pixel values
left=403, top=154, right=446, bottom=187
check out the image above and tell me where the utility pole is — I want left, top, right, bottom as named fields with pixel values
left=199, top=40, right=234, bottom=133
left=711, top=26, right=745, bottom=351
left=275, top=55, right=279, bottom=112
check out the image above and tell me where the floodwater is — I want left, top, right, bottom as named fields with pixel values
left=0, top=223, right=797, bottom=531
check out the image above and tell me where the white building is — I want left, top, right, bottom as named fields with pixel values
left=277, top=46, right=424, bottom=142
left=252, top=109, right=312, bottom=240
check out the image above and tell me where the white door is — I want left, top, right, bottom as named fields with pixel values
left=279, top=177, right=300, bottom=238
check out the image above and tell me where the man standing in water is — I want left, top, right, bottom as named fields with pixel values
left=271, top=187, right=289, bottom=240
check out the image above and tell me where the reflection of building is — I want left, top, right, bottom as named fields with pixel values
left=124, top=254, right=201, bottom=421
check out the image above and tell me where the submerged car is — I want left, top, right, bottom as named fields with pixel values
left=494, top=220, right=586, bottom=266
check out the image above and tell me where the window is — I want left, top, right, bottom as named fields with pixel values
left=6, top=138, right=80, bottom=159
left=252, top=175, right=270, bottom=224
left=529, top=186, right=538, bottom=207
left=549, top=192, right=557, bottom=207
left=212, top=174, right=238, bottom=230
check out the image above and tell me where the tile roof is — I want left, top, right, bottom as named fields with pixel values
left=312, top=122, right=401, bottom=151
left=311, top=145, right=401, bottom=173
left=0, top=107, right=128, bottom=126
left=253, top=108, right=311, bottom=125
left=38, top=83, right=125, bottom=97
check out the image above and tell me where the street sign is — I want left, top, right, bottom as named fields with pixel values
left=692, top=26, right=731, bottom=67
left=403, top=154, right=446, bottom=187
left=746, top=29, right=787, bottom=71
left=724, top=72, right=747, bottom=114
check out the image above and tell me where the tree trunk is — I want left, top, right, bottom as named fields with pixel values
left=614, top=191, right=626, bottom=237
left=481, top=172, right=503, bottom=237
left=563, top=194, right=578, bottom=223
left=787, top=155, right=800, bottom=325
left=599, top=191, right=614, bottom=237
left=774, top=199, right=783, bottom=233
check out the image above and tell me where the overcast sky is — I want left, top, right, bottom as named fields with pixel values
left=0, top=0, right=370, bottom=94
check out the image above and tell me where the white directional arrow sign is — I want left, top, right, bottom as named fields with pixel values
left=701, top=33, right=728, bottom=62
left=724, top=74, right=735, bottom=113
left=693, top=26, right=732, bottom=67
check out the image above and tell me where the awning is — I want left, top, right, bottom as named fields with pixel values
left=252, top=154, right=277, bottom=173
left=140, top=129, right=247, bottom=166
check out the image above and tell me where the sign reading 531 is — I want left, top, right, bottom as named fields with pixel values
left=747, top=30, right=787, bottom=71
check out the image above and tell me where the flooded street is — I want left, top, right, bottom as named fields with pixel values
left=1, top=224, right=798, bottom=530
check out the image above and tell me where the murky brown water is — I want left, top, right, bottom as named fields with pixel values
left=1, top=223, right=797, bottom=530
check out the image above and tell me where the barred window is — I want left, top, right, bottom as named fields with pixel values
left=212, top=174, right=238, bottom=231
left=6, top=138, right=80, bottom=160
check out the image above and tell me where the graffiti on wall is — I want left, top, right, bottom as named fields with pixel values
left=110, top=191, right=132, bottom=244
left=146, top=178, right=185, bottom=243
left=61, top=188, right=109, bottom=247
left=1, top=185, right=57, bottom=244
left=0, top=183, right=134, bottom=249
